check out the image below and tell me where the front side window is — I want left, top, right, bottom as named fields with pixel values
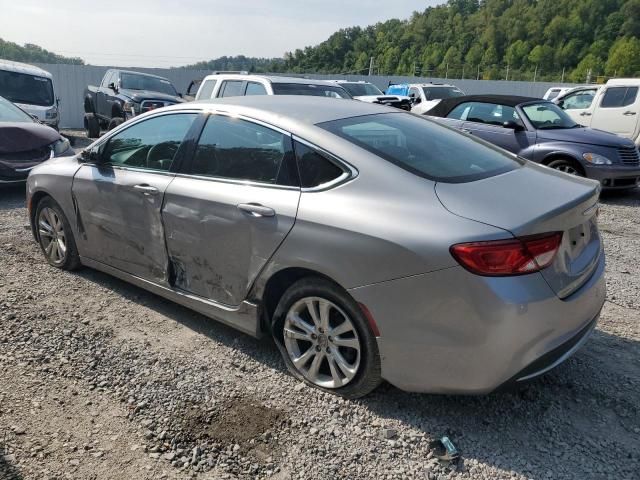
left=120, top=73, right=177, bottom=96
left=319, top=113, right=522, bottom=183
left=448, top=102, right=520, bottom=126
left=197, top=79, right=217, bottom=99
left=422, top=87, right=464, bottom=100
left=600, top=87, right=639, bottom=108
left=341, top=83, right=383, bottom=97
left=293, top=141, right=345, bottom=188
left=562, top=90, right=596, bottom=110
left=245, top=82, right=267, bottom=96
left=102, top=113, right=197, bottom=171
left=271, top=83, right=352, bottom=98
left=0, top=70, right=54, bottom=107
left=191, top=115, right=292, bottom=184
left=219, top=80, right=245, bottom=98
left=521, top=102, right=578, bottom=129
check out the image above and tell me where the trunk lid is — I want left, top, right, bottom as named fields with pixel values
left=436, top=162, right=602, bottom=298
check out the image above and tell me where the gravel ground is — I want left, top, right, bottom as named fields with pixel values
left=0, top=184, right=638, bottom=480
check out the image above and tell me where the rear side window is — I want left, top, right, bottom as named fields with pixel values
left=319, top=113, right=522, bottom=183
left=191, top=115, right=293, bottom=185
left=197, top=79, right=217, bottom=99
left=246, top=82, right=267, bottom=96
left=601, top=87, right=639, bottom=108
left=293, top=141, right=345, bottom=188
left=219, top=80, right=244, bottom=98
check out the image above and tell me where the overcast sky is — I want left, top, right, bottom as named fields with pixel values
left=0, top=0, right=442, bottom=67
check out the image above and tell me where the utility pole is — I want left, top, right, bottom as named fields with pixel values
left=368, top=57, right=374, bottom=76
left=561, top=67, right=565, bottom=83
left=586, top=68, right=592, bottom=84
left=461, top=65, right=465, bottom=79
left=413, top=61, right=416, bottom=77
left=477, top=64, right=480, bottom=80
left=505, top=63, right=510, bottom=81
left=533, top=65, right=538, bottom=82
left=445, top=63, right=449, bottom=79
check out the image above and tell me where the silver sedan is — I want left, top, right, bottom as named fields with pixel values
left=27, top=96, right=606, bottom=398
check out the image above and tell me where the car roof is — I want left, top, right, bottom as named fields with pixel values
left=0, top=59, right=52, bottom=78
left=201, top=73, right=340, bottom=86
left=180, top=95, right=398, bottom=125
left=606, top=78, right=640, bottom=86
left=426, top=94, right=542, bottom=117
left=114, top=69, right=172, bottom=82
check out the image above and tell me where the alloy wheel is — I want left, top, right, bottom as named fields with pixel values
left=38, top=207, right=67, bottom=266
left=283, top=297, right=361, bottom=389
left=553, top=164, right=580, bottom=176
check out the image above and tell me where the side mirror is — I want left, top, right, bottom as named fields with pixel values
left=108, top=82, right=118, bottom=92
left=178, top=93, right=183, bottom=98
left=80, top=148, right=101, bottom=163
left=557, top=100, right=565, bottom=109
left=412, top=96, right=422, bottom=105
left=503, top=120, right=524, bottom=131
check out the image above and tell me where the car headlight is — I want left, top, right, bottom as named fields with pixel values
left=45, top=106, right=58, bottom=120
left=583, top=153, right=612, bottom=165
left=51, top=138, right=71, bottom=156
left=122, top=101, right=137, bottom=115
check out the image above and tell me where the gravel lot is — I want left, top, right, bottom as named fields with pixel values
left=0, top=182, right=638, bottom=480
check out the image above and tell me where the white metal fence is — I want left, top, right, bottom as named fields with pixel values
left=33, top=63, right=578, bottom=129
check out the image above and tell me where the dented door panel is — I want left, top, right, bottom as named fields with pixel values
left=162, top=177, right=300, bottom=306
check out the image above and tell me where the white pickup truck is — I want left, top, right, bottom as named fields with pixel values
left=555, top=79, right=640, bottom=145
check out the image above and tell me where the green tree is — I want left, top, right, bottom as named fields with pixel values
left=606, top=36, right=640, bottom=75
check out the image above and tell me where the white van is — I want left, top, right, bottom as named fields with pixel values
left=0, top=60, right=59, bottom=129
left=556, top=79, right=640, bottom=145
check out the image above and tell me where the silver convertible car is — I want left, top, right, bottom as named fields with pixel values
left=27, top=96, right=606, bottom=398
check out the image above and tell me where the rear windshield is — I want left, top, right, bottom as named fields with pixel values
left=0, top=70, right=54, bottom=106
left=340, top=83, right=382, bottom=97
left=0, top=96, right=34, bottom=122
left=319, top=113, right=522, bottom=183
left=120, top=73, right=177, bottom=96
left=271, top=83, right=352, bottom=99
left=422, top=87, right=464, bottom=100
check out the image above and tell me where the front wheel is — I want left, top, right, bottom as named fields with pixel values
left=108, top=117, right=125, bottom=131
left=272, top=277, right=381, bottom=398
left=35, top=197, right=81, bottom=270
left=548, top=158, right=584, bottom=177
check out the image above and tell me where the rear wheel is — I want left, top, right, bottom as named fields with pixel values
left=84, top=113, right=100, bottom=139
left=35, top=198, right=81, bottom=271
left=108, top=117, right=125, bottom=131
left=272, top=277, right=381, bottom=398
left=547, top=158, right=584, bottom=177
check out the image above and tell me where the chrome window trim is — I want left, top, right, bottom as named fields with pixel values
left=291, top=135, right=359, bottom=192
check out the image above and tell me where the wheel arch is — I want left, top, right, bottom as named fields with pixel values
left=540, top=152, right=586, bottom=176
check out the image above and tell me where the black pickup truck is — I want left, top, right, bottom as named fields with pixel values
left=83, top=69, right=184, bottom=138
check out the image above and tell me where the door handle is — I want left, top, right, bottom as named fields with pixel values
left=133, top=184, right=159, bottom=195
left=460, top=128, right=473, bottom=134
left=580, top=112, right=592, bottom=116
left=237, top=203, right=275, bottom=217
left=623, top=111, right=637, bottom=116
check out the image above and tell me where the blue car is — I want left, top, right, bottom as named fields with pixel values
left=427, top=94, right=640, bottom=190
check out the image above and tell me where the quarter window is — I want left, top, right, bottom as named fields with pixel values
left=294, top=141, right=345, bottom=188
left=245, top=82, right=267, bottom=96
left=192, top=115, right=291, bottom=184
left=197, top=79, right=217, bottom=99
left=561, top=90, right=596, bottom=110
left=601, top=87, right=639, bottom=108
left=219, top=80, right=245, bottom=98
left=102, top=113, right=197, bottom=171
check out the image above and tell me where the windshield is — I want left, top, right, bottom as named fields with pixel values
left=0, top=96, right=34, bottom=122
left=319, top=113, right=522, bottom=183
left=422, top=87, right=464, bottom=100
left=340, top=83, right=383, bottom=97
left=0, top=70, right=54, bottom=106
left=521, top=102, right=578, bottom=129
left=271, top=83, right=352, bottom=98
left=120, top=73, right=178, bottom=96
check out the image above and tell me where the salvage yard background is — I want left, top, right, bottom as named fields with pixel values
left=34, top=63, right=579, bottom=129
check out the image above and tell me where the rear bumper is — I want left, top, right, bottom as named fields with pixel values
left=584, top=164, right=640, bottom=189
left=349, top=254, right=606, bottom=394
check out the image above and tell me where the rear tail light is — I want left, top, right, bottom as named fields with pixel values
left=450, top=232, right=563, bottom=276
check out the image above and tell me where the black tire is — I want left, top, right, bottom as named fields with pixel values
left=84, top=113, right=100, bottom=139
left=108, top=117, right=125, bottom=131
left=547, top=158, right=585, bottom=177
left=34, top=197, right=81, bottom=271
left=271, top=277, right=381, bottom=399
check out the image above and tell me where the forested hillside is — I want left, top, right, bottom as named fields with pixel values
left=185, top=55, right=283, bottom=72
left=282, top=0, right=640, bottom=81
left=0, top=38, right=84, bottom=65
